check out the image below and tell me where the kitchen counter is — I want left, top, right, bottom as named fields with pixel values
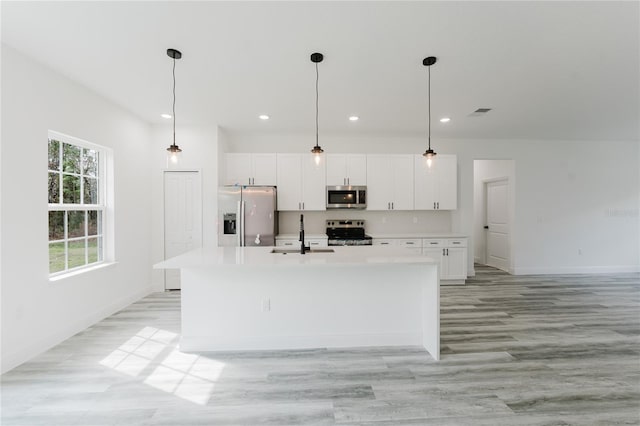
left=154, top=246, right=440, bottom=360
left=368, top=233, right=468, bottom=239
left=155, top=246, right=436, bottom=268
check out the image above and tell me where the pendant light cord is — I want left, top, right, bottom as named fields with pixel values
left=315, top=62, right=319, bottom=147
left=428, top=64, right=431, bottom=150
left=172, top=56, right=177, bottom=147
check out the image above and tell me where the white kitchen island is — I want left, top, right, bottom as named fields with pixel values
left=154, top=246, right=441, bottom=360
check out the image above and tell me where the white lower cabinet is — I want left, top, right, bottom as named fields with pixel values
left=374, top=237, right=467, bottom=282
left=423, top=238, right=468, bottom=282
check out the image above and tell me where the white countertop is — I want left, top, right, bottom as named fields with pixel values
left=154, top=246, right=438, bottom=268
left=276, top=234, right=328, bottom=240
left=368, top=233, right=468, bottom=239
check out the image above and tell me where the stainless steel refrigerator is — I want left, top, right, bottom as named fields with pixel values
left=218, top=186, right=278, bottom=247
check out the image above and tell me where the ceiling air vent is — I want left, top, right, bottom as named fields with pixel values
left=469, top=108, right=492, bottom=117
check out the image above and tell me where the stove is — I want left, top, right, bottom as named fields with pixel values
left=326, top=220, right=373, bottom=246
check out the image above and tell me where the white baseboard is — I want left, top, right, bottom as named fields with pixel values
left=180, top=332, right=422, bottom=353
left=511, top=265, right=640, bottom=275
left=1, top=285, right=154, bottom=374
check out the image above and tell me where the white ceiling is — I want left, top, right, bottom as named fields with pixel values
left=2, top=1, right=639, bottom=141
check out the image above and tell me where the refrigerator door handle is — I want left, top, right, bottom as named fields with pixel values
left=239, top=200, right=246, bottom=246
left=236, top=200, right=242, bottom=246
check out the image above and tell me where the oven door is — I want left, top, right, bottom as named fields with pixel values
left=326, top=186, right=366, bottom=209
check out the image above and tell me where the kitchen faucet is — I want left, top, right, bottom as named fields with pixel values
left=299, top=214, right=310, bottom=254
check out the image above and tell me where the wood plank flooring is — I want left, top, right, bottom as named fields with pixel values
left=2, top=266, right=639, bottom=425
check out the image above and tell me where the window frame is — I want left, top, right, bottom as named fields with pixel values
left=48, top=130, right=111, bottom=277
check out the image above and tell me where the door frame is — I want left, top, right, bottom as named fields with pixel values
left=162, top=169, right=203, bottom=290
left=482, top=176, right=510, bottom=271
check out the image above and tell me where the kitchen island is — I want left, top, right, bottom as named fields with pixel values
left=154, top=246, right=440, bottom=360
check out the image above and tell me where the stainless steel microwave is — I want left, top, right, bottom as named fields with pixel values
left=326, top=186, right=367, bottom=209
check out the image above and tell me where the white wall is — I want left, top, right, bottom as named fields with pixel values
left=149, top=124, right=220, bottom=292
left=225, top=131, right=640, bottom=274
left=0, top=46, right=153, bottom=373
left=473, top=160, right=515, bottom=269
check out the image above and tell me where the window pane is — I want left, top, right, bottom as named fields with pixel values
left=48, top=172, right=60, bottom=203
left=88, top=210, right=101, bottom=236
left=88, top=237, right=99, bottom=263
left=49, top=211, right=65, bottom=240
left=84, top=177, right=99, bottom=204
left=68, top=240, right=86, bottom=269
left=48, top=139, right=60, bottom=171
left=62, top=143, right=81, bottom=174
left=83, top=149, right=99, bottom=177
left=49, top=242, right=65, bottom=273
left=62, top=175, right=81, bottom=203
left=68, top=211, right=86, bottom=238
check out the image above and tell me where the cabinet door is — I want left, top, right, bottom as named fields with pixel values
left=224, top=153, right=253, bottom=186
left=391, top=155, right=414, bottom=210
left=276, top=154, right=302, bottom=211
left=326, top=154, right=348, bottom=186
left=435, top=155, right=457, bottom=210
left=301, top=155, right=326, bottom=211
left=252, top=153, right=277, bottom=186
left=414, top=155, right=437, bottom=210
left=445, top=247, right=467, bottom=280
left=346, top=154, right=367, bottom=185
left=366, top=155, right=393, bottom=210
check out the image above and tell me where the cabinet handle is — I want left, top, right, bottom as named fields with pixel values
left=298, top=202, right=301, bottom=210
left=381, top=242, right=389, bottom=245
left=406, top=242, right=414, bottom=245
left=303, top=202, right=305, bottom=210
left=284, top=242, right=293, bottom=246
left=430, top=242, right=438, bottom=245
left=437, top=202, right=439, bottom=209
left=453, top=242, right=460, bottom=244
left=446, top=248, right=449, bottom=255
left=442, top=248, right=445, bottom=255
left=392, top=202, right=394, bottom=210
left=347, top=178, right=350, bottom=185
left=387, top=202, right=390, bottom=210
left=434, top=202, right=436, bottom=209
left=344, top=178, right=346, bottom=185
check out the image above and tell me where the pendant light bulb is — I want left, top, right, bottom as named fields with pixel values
left=166, top=48, right=182, bottom=165
left=422, top=56, right=437, bottom=168
left=310, top=52, right=324, bottom=162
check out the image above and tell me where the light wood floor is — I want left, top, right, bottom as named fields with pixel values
left=2, top=266, right=639, bottom=425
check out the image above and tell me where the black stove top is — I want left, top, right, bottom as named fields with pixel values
left=326, top=220, right=372, bottom=246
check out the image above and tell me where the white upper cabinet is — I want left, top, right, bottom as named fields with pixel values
left=414, top=154, right=457, bottom=210
left=366, top=154, right=414, bottom=210
left=224, top=153, right=277, bottom=186
left=276, top=154, right=326, bottom=211
left=326, top=154, right=367, bottom=186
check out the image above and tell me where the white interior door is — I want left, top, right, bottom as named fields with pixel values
left=164, top=171, right=202, bottom=290
left=485, top=179, right=509, bottom=272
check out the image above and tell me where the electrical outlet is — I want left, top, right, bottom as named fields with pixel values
left=261, top=299, right=271, bottom=312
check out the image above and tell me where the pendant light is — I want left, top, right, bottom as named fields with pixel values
left=166, top=48, right=182, bottom=164
left=310, top=52, right=324, bottom=165
left=422, top=56, right=437, bottom=168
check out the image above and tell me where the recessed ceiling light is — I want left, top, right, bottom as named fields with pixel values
left=349, top=116, right=359, bottom=121
left=161, top=113, right=172, bottom=119
left=440, top=117, right=451, bottom=123
left=259, top=115, right=270, bottom=120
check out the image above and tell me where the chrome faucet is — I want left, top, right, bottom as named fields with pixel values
left=299, top=214, right=310, bottom=254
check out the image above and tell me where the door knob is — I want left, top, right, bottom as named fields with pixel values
left=484, top=226, right=489, bottom=229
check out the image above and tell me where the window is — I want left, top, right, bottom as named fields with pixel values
left=48, top=131, right=108, bottom=276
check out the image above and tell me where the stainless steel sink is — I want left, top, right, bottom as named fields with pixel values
left=270, top=248, right=335, bottom=254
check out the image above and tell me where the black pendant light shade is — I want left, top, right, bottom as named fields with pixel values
left=311, top=52, right=324, bottom=159
left=422, top=56, right=437, bottom=165
left=166, top=48, right=182, bottom=163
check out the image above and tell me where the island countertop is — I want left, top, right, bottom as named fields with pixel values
left=154, top=246, right=438, bottom=269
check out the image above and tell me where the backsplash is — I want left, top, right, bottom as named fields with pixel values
left=279, top=210, right=452, bottom=235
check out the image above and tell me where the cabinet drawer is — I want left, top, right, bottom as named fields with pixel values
left=446, top=239, right=468, bottom=248
left=275, top=240, right=297, bottom=247
left=373, top=239, right=397, bottom=246
left=396, top=238, right=422, bottom=248
left=307, top=239, right=328, bottom=247
left=422, top=239, right=445, bottom=247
